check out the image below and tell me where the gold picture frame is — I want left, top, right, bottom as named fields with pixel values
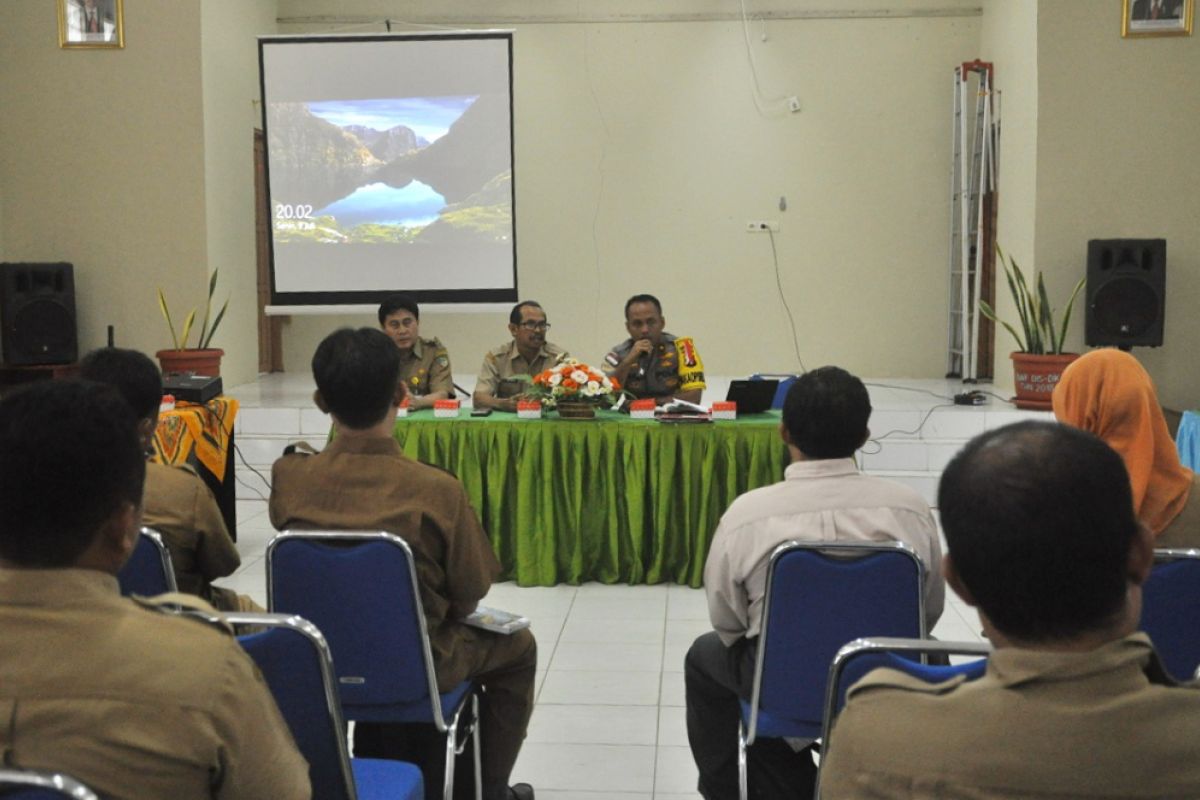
left=1123, top=0, right=1194, bottom=37
left=58, top=0, right=125, bottom=49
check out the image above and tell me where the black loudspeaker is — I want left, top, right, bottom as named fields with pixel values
left=1085, top=239, right=1165, bottom=348
left=0, top=263, right=78, bottom=365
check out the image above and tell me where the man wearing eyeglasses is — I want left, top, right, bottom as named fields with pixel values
left=473, top=301, right=568, bottom=412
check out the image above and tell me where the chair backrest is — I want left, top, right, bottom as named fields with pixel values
left=815, top=636, right=991, bottom=799
left=1141, top=548, right=1200, bottom=681
left=748, top=540, right=926, bottom=739
left=116, top=528, right=177, bottom=597
left=227, top=612, right=358, bottom=800
left=0, top=768, right=99, bottom=800
left=266, top=531, right=446, bottom=726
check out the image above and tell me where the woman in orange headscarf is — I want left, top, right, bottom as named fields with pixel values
left=1052, top=349, right=1200, bottom=547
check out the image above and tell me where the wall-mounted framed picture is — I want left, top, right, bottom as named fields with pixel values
left=58, top=0, right=124, bottom=49
left=1123, top=0, right=1194, bottom=37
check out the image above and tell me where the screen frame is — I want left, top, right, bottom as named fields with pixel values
left=257, top=31, right=518, bottom=308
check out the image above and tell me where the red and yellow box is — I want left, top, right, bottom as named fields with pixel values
left=711, top=401, right=737, bottom=420
left=434, top=399, right=461, bottom=418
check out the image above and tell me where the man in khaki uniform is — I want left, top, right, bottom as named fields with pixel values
left=378, top=293, right=454, bottom=409
left=0, top=380, right=309, bottom=800
left=473, top=301, right=568, bottom=412
left=821, top=421, right=1200, bottom=798
left=270, top=327, right=536, bottom=800
left=603, top=293, right=705, bottom=405
left=79, top=347, right=256, bottom=611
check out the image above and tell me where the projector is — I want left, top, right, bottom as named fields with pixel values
left=162, top=374, right=223, bottom=405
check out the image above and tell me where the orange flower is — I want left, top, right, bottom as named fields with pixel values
left=562, top=378, right=578, bottom=390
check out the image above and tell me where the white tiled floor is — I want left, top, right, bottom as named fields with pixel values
left=217, top=499, right=984, bottom=800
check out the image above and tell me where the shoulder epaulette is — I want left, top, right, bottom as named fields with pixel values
left=132, top=592, right=234, bottom=635
left=846, top=666, right=973, bottom=700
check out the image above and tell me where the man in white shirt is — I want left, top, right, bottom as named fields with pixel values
left=685, top=366, right=944, bottom=800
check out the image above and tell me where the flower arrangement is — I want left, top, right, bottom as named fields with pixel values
left=529, top=359, right=621, bottom=409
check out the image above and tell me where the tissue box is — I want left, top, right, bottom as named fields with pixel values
left=517, top=400, right=542, bottom=419
left=396, top=396, right=411, bottom=418
left=711, top=401, right=737, bottom=420
left=433, top=399, right=461, bottom=418
left=630, top=399, right=656, bottom=420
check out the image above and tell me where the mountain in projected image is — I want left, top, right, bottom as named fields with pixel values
left=268, top=95, right=512, bottom=246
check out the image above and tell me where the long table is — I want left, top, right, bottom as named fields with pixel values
left=393, top=409, right=788, bottom=587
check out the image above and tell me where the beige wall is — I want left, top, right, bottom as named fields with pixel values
left=0, top=1, right=208, bottom=366
left=276, top=2, right=982, bottom=377
left=979, top=0, right=1039, bottom=393
left=3, top=2, right=1195, bottom=409
left=200, top=0, right=278, bottom=383
left=1032, top=0, right=1200, bottom=411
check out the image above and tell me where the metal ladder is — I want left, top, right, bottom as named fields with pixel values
left=946, top=61, right=999, bottom=381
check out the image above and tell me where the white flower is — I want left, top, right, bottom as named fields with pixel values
left=549, top=373, right=563, bottom=386
left=571, top=369, right=589, bottom=384
left=586, top=380, right=601, bottom=393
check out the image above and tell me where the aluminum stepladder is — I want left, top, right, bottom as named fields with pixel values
left=946, top=60, right=999, bottom=382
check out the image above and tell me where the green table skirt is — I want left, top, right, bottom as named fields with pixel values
left=393, top=409, right=788, bottom=587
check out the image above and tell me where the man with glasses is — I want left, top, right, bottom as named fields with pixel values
left=472, top=301, right=568, bottom=412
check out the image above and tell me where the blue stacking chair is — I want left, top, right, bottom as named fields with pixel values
left=1141, top=548, right=1200, bottom=682
left=228, top=612, right=424, bottom=800
left=815, top=637, right=992, bottom=799
left=267, top=531, right=481, bottom=800
left=0, top=768, right=98, bottom=799
left=738, top=540, right=927, bottom=800
left=116, top=528, right=177, bottom=596
left=749, top=373, right=800, bottom=410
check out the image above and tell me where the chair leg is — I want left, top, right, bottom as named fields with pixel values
left=443, top=704, right=463, bottom=800
left=471, top=694, right=483, bottom=800
left=737, top=721, right=749, bottom=800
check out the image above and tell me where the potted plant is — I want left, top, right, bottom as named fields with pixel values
left=979, top=246, right=1085, bottom=410
left=156, top=269, right=229, bottom=377
left=528, top=359, right=621, bottom=419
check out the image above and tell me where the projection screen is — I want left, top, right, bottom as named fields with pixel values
left=259, top=33, right=517, bottom=306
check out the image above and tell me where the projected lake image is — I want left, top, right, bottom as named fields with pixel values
left=317, top=181, right=446, bottom=227
left=268, top=94, right=515, bottom=245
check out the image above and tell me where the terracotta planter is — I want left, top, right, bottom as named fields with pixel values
left=1010, top=352, right=1078, bottom=410
left=157, top=348, right=224, bottom=378
left=556, top=400, right=597, bottom=420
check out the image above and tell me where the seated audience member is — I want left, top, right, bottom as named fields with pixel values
left=686, top=367, right=944, bottom=800
left=603, top=293, right=705, bottom=405
left=269, top=327, right=536, bottom=800
left=473, top=301, right=568, bottom=412
left=1052, top=348, right=1200, bottom=547
left=0, top=381, right=309, bottom=800
left=821, top=421, right=1200, bottom=798
left=378, top=293, right=453, bottom=410
left=79, top=347, right=257, bottom=611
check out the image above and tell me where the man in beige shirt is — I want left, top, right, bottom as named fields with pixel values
left=473, top=301, right=568, bottom=412
left=821, top=421, right=1200, bottom=798
left=79, top=347, right=255, bottom=611
left=0, top=380, right=309, bottom=800
left=270, top=327, right=536, bottom=800
left=686, top=367, right=943, bottom=800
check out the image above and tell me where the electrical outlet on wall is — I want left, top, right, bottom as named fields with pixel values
left=746, top=220, right=780, bottom=233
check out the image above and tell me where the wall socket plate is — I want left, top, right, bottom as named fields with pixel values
left=746, top=220, right=780, bottom=233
